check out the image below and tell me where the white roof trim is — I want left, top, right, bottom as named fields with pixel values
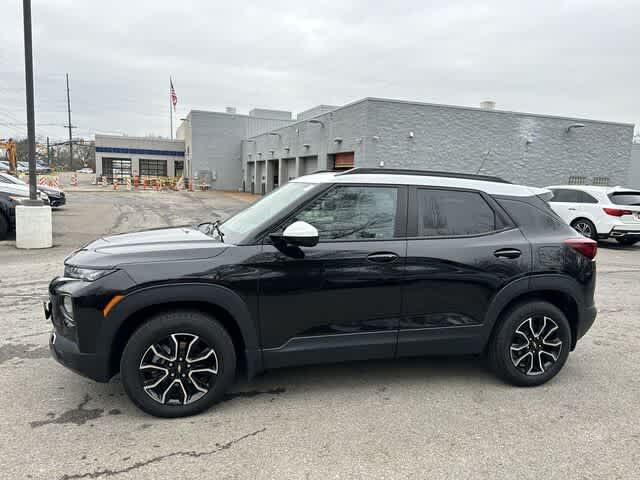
left=291, top=172, right=546, bottom=197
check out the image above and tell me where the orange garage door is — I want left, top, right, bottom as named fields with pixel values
left=334, top=152, right=354, bottom=170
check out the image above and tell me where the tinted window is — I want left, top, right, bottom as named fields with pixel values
left=295, top=186, right=398, bottom=241
left=416, top=189, right=499, bottom=237
left=609, top=192, right=640, bottom=206
left=579, top=191, right=598, bottom=203
left=549, top=189, right=581, bottom=203
left=499, top=198, right=569, bottom=235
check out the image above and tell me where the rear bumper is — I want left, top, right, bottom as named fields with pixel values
left=608, top=228, right=640, bottom=240
left=49, top=331, right=111, bottom=382
left=575, top=304, right=597, bottom=345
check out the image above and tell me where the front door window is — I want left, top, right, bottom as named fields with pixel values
left=294, top=186, right=399, bottom=241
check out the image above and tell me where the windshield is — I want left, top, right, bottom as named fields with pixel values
left=219, top=182, right=317, bottom=244
left=609, top=191, right=640, bottom=206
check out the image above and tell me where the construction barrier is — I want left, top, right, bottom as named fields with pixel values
left=36, top=175, right=60, bottom=188
left=70, top=174, right=78, bottom=187
left=94, top=175, right=200, bottom=192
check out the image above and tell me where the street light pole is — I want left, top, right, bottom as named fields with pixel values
left=22, top=0, right=39, bottom=204
left=16, top=0, right=52, bottom=249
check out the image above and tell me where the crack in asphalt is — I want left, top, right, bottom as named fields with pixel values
left=0, top=343, right=50, bottom=365
left=30, top=394, right=104, bottom=428
left=222, top=387, right=286, bottom=401
left=57, top=427, right=267, bottom=479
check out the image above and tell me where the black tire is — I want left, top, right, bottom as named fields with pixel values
left=0, top=213, right=8, bottom=240
left=120, top=310, right=236, bottom=418
left=488, top=301, right=571, bottom=387
left=570, top=218, right=597, bottom=240
left=616, top=238, right=638, bottom=246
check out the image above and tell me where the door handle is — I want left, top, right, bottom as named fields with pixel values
left=568, top=208, right=576, bottom=211
left=493, top=248, right=522, bottom=259
left=367, top=252, right=399, bottom=263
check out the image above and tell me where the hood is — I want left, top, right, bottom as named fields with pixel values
left=66, top=226, right=229, bottom=268
left=38, top=185, right=64, bottom=196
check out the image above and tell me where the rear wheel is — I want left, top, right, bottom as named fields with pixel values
left=570, top=218, right=597, bottom=240
left=120, top=310, right=236, bottom=417
left=616, top=238, right=638, bottom=246
left=0, top=213, right=8, bottom=240
left=488, top=301, right=571, bottom=387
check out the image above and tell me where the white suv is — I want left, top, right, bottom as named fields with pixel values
left=545, top=185, right=640, bottom=245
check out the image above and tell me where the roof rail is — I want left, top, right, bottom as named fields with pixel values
left=336, top=168, right=511, bottom=184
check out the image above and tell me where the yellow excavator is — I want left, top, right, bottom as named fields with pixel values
left=0, top=138, right=17, bottom=174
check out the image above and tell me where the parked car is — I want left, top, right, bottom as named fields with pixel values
left=0, top=176, right=49, bottom=205
left=36, top=161, right=52, bottom=174
left=546, top=185, right=640, bottom=246
left=76, top=167, right=94, bottom=174
left=16, top=161, right=29, bottom=173
left=0, top=160, right=9, bottom=172
left=0, top=172, right=65, bottom=207
left=48, top=168, right=597, bottom=417
left=0, top=190, right=23, bottom=240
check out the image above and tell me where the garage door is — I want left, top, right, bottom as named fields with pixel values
left=103, top=158, right=131, bottom=181
left=140, top=159, right=167, bottom=177
left=334, top=152, right=354, bottom=170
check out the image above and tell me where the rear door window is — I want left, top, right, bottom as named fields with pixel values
left=609, top=192, right=640, bottom=206
left=549, top=189, right=581, bottom=203
left=415, top=188, right=505, bottom=237
left=579, top=191, right=599, bottom=203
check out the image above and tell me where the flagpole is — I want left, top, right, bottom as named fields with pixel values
left=169, top=77, right=173, bottom=140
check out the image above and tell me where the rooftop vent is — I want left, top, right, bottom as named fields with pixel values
left=480, top=101, right=496, bottom=110
left=225, top=107, right=237, bottom=114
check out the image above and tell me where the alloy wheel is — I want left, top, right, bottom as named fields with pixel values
left=573, top=221, right=593, bottom=238
left=509, top=316, right=563, bottom=376
left=139, top=333, right=218, bottom=405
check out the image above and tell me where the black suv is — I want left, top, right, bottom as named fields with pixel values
left=47, top=169, right=597, bottom=417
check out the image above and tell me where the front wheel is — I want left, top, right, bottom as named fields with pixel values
left=488, top=301, right=571, bottom=387
left=120, top=310, right=236, bottom=417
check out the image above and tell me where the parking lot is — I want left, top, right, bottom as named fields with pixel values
left=1, top=190, right=639, bottom=480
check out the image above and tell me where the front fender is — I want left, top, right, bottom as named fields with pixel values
left=102, top=282, right=261, bottom=378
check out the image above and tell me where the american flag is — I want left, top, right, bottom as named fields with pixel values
left=170, top=77, right=177, bottom=110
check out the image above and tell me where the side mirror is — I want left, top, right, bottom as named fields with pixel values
left=282, top=221, right=319, bottom=247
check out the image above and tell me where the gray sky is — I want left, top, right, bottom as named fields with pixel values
left=1, top=0, right=638, bottom=142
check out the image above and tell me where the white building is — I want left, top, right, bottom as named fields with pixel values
left=95, top=134, right=185, bottom=180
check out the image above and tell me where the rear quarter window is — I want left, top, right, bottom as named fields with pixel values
left=497, top=197, right=569, bottom=236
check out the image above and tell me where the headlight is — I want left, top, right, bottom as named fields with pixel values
left=64, top=265, right=115, bottom=281
left=61, top=295, right=74, bottom=325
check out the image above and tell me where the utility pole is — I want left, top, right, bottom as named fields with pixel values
left=65, top=73, right=75, bottom=170
left=22, top=0, right=38, bottom=203
left=46, top=136, right=50, bottom=165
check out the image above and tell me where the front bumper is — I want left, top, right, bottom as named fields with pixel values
left=49, top=330, right=111, bottom=382
left=46, top=270, right=136, bottom=383
left=49, top=195, right=66, bottom=207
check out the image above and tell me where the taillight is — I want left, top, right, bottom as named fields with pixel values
left=564, top=238, right=597, bottom=260
left=603, top=207, right=632, bottom=217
